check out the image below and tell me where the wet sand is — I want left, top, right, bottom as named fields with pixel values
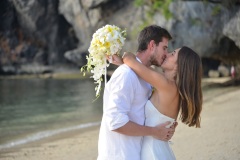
left=0, top=79, right=240, bottom=160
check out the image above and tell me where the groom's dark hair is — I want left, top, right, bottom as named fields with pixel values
left=137, top=25, right=172, bottom=52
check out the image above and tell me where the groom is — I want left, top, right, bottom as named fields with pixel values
left=97, top=25, right=176, bottom=160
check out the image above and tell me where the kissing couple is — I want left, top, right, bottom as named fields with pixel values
left=97, top=25, right=202, bottom=160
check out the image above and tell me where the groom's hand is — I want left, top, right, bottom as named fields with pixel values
left=153, top=121, right=176, bottom=141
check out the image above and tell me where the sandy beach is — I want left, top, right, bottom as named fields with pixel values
left=0, top=79, right=240, bottom=160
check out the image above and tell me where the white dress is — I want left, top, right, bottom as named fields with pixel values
left=141, top=100, right=176, bottom=160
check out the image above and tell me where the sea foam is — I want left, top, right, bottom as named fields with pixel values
left=0, top=121, right=100, bottom=150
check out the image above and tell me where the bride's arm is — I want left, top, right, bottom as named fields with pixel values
left=123, top=52, right=169, bottom=90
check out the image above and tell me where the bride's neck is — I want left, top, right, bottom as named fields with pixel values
left=163, top=70, right=176, bottom=82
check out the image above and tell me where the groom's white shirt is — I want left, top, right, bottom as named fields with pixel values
left=98, top=58, right=151, bottom=160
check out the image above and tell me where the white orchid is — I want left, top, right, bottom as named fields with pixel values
left=81, top=25, right=126, bottom=98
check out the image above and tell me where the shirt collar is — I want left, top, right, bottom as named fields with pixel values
left=136, top=57, right=142, bottom=63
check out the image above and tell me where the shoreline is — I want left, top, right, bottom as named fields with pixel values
left=0, top=72, right=87, bottom=80
left=0, top=121, right=101, bottom=151
left=0, top=80, right=240, bottom=160
left=0, top=125, right=100, bottom=160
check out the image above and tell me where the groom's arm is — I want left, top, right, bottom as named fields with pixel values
left=105, top=67, right=176, bottom=141
left=114, top=121, right=175, bottom=141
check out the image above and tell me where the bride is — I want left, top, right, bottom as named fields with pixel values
left=110, top=46, right=202, bottom=160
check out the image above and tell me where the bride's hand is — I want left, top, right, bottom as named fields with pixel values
left=122, top=52, right=136, bottom=63
left=106, top=54, right=123, bottom=66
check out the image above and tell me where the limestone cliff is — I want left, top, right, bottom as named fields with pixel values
left=0, top=0, right=239, bottom=75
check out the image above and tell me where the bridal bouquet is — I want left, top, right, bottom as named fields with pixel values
left=81, top=24, right=126, bottom=98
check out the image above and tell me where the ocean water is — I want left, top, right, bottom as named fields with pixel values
left=0, top=78, right=103, bottom=150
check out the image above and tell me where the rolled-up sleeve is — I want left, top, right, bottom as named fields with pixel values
left=104, top=68, right=135, bottom=131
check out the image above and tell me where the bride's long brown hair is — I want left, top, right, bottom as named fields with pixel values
left=176, top=46, right=203, bottom=128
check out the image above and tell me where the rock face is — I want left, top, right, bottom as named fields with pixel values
left=154, top=1, right=240, bottom=57
left=0, top=0, right=239, bottom=75
left=223, top=9, right=240, bottom=48
left=0, top=0, right=78, bottom=74
left=58, top=0, right=136, bottom=65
